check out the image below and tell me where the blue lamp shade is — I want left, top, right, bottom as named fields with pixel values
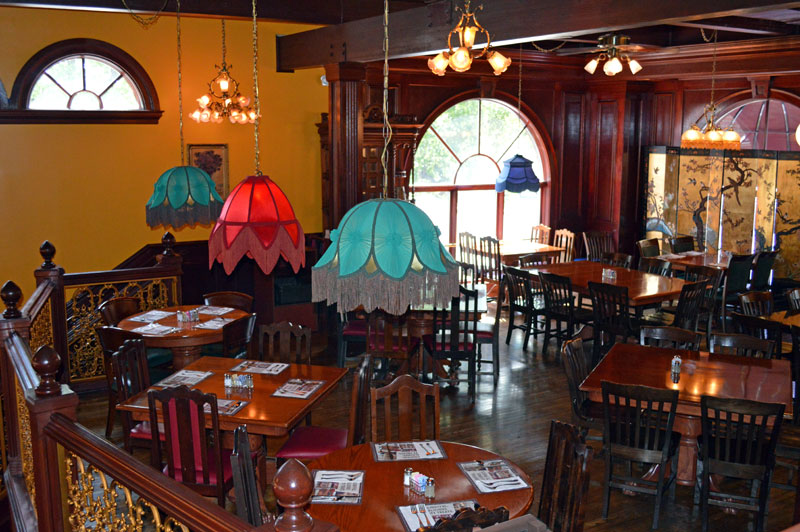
left=495, top=154, right=540, bottom=193
left=146, top=166, right=224, bottom=229
left=312, top=198, right=460, bottom=315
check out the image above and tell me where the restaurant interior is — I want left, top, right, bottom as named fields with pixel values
left=3, top=1, right=800, bottom=531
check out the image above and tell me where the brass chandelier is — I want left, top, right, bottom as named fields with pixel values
left=428, top=0, right=511, bottom=76
left=583, top=35, right=642, bottom=76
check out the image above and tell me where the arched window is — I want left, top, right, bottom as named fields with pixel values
left=2, top=39, right=161, bottom=124
left=715, top=96, right=800, bottom=151
left=413, top=98, right=548, bottom=243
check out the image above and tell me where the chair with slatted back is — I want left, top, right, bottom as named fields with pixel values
left=458, top=261, right=477, bottom=288
left=638, top=257, right=671, bottom=277
left=640, top=326, right=702, bottom=350
left=669, top=236, right=695, bottom=253
left=519, top=253, right=550, bottom=268
left=203, top=290, right=254, bottom=312
left=111, top=338, right=161, bottom=453
left=562, top=327, right=603, bottom=441
left=750, top=250, right=779, bottom=291
left=479, top=236, right=502, bottom=296
left=504, top=266, right=544, bottom=351
left=731, top=312, right=785, bottom=357
left=531, top=224, right=551, bottom=244
left=644, top=280, right=708, bottom=332
left=601, top=252, right=632, bottom=269
left=539, top=272, right=593, bottom=356
left=538, top=420, right=593, bottom=532
left=601, top=382, right=680, bottom=530
left=475, top=291, right=501, bottom=386
left=588, top=282, right=639, bottom=365
left=259, top=321, right=312, bottom=365
left=218, top=314, right=256, bottom=359
left=698, top=395, right=784, bottom=532
left=98, top=296, right=141, bottom=326
left=553, top=229, right=575, bottom=263
left=337, top=311, right=368, bottom=368
left=687, top=265, right=725, bottom=343
left=719, top=253, right=756, bottom=330
left=459, top=232, right=479, bottom=274
left=709, top=333, right=775, bottom=359
left=231, top=425, right=265, bottom=526
left=276, top=355, right=373, bottom=461
left=582, top=231, right=615, bottom=261
left=774, top=325, right=800, bottom=523
left=637, top=238, right=661, bottom=259
left=148, top=385, right=233, bottom=507
left=788, top=288, right=800, bottom=311
left=739, top=291, right=774, bottom=317
left=429, top=285, right=479, bottom=401
left=366, top=311, right=414, bottom=381
left=370, top=374, right=440, bottom=442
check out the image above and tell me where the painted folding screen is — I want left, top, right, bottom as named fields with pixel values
left=644, top=147, right=800, bottom=278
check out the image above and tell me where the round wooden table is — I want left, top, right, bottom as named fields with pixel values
left=306, top=441, right=533, bottom=532
left=117, top=305, right=248, bottom=369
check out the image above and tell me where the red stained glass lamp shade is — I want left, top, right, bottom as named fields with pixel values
left=208, top=174, right=305, bottom=275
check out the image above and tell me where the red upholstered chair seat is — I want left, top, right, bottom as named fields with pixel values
left=460, top=321, right=493, bottom=337
left=129, top=421, right=166, bottom=441
left=166, top=448, right=234, bottom=485
left=275, top=425, right=349, bottom=460
left=342, top=320, right=367, bottom=336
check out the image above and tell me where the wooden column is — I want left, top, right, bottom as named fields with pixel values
left=325, top=62, right=366, bottom=226
left=33, top=241, right=68, bottom=380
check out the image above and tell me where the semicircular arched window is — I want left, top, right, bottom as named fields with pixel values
left=413, top=97, right=548, bottom=243
left=716, top=97, right=800, bottom=151
left=1, top=38, right=162, bottom=124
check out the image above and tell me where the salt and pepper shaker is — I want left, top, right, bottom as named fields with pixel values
left=671, top=354, right=682, bottom=373
left=425, top=477, right=435, bottom=499
left=403, top=468, right=412, bottom=487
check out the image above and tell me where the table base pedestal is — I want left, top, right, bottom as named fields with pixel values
left=171, top=345, right=203, bottom=370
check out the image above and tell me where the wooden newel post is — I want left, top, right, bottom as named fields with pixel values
left=33, top=241, right=69, bottom=381
left=33, top=346, right=61, bottom=396
left=273, top=458, right=314, bottom=532
left=2, top=280, right=23, bottom=319
left=157, top=232, right=182, bottom=267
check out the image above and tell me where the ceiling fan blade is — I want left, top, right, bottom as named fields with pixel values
left=554, top=47, right=605, bottom=56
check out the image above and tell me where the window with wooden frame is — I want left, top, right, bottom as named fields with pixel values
left=1, top=38, right=162, bottom=124
left=412, top=97, right=548, bottom=244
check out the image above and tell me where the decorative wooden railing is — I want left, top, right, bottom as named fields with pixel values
left=0, top=284, right=337, bottom=532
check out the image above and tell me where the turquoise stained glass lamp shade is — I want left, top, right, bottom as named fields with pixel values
left=146, top=166, right=224, bottom=229
left=312, top=198, right=460, bottom=315
left=495, top=154, right=540, bottom=193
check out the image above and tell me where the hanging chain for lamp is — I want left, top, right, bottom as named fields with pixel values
left=252, top=0, right=261, bottom=174
left=530, top=40, right=566, bottom=53
left=380, top=0, right=393, bottom=197
left=121, top=0, right=168, bottom=28
left=517, top=43, right=523, bottom=122
left=176, top=0, right=184, bottom=164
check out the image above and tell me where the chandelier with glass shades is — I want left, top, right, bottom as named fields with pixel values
left=428, top=0, right=511, bottom=76
left=191, top=19, right=258, bottom=124
left=583, top=34, right=642, bottom=76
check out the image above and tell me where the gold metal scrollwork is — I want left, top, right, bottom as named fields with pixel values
left=30, top=298, right=54, bottom=352
left=15, top=379, right=36, bottom=517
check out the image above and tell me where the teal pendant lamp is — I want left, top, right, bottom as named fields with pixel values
left=146, top=0, right=224, bottom=229
left=312, top=0, right=459, bottom=315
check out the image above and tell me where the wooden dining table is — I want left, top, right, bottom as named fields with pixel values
left=499, top=241, right=564, bottom=265
left=766, top=308, right=800, bottom=330
left=306, top=441, right=534, bottom=532
left=116, top=356, right=348, bottom=437
left=580, top=343, right=793, bottom=486
left=117, top=304, right=249, bottom=369
left=656, top=251, right=730, bottom=271
left=523, top=261, right=686, bottom=315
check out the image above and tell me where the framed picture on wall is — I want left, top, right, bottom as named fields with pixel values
left=188, top=144, right=229, bottom=198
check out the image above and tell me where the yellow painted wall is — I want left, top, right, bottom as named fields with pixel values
left=0, top=6, right=326, bottom=299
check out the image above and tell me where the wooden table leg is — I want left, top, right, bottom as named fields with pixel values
left=673, top=413, right=701, bottom=486
left=171, top=345, right=203, bottom=370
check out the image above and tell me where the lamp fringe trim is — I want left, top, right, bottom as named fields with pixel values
left=208, top=224, right=305, bottom=275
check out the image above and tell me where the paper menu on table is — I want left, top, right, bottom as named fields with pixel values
left=271, top=379, right=324, bottom=399
left=132, top=323, right=178, bottom=335
left=311, top=470, right=364, bottom=505
left=396, top=500, right=476, bottom=532
left=195, top=306, right=235, bottom=316
left=231, top=361, right=289, bottom=375
left=155, top=370, right=213, bottom=388
left=458, top=459, right=530, bottom=493
left=206, top=399, right=248, bottom=416
left=372, top=440, right=446, bottom=462
left=192, top=318, right=231, bottom=330
left=127, top=310, right=175, bottom=323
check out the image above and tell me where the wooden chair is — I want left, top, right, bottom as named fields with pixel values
left=601, top=382, right=680, bottom=530
left=731, top=312, right=785, bottom=357
left=519, top=253, right=550, bottom=268
left=231, top=425, right=265, bottom=526
left=588, top=282, right=638, bottom=365
left=636, top=238, right=661, bottom=258
left=686, top=265, right=725, bottom=344
left=788, top=288, right=800, bottom=311
left=458, top=261, right=477, bottom=288
left=698, top=395, right=784, bottom=532
left=479, top=236, right=502, bottom=287
left=739, top=290, right=774, bottom=317
left=774, top=325, right=800, bottom=523
left=430, top=285, right=479, bottom=402
left=221, top=314, right=257, bottom=359
left=538, top=420, right=593, bottom=532
left=276, top=355, right=373, bottom=461
left=531, top=224, right=551, bottom=244
left=639, top=326, right=701, bottom=350
left=719, top=253, right=756, bottom=330
left=370, top=374, right=440, bottom=442
left=475, top=291, right=502, bottom=385
left=582, top=231, right=614, bottom=261
left=98, top=296, right=141, bottom=326
left=539, top=272, right=593, bottom=356
left=148, top=385, right=233, bottom=507
left=647, top=280, right=711, bottom=332
left=459, top=232, right=479, bottom=274
left=709, top=333, right=775, bottom=359
left=668, top=236, right=695, bottom=253
left=203, top=290, right=254, bottom=312
left=504, top=266, right=544, bottom=351
left=337, top=311, right=367, bottom=368
left=561, top=327, right=603, bottom=441
left=366, top=311, right=413, bottom=380
left=638, top=257, right=671, bottom=277
left=750, top=250, right=779, bottom=291
left=259, top=321, right=311, bottom=364
left=552, top=229, right=575, bottom=263
left=601, top=252, right=632, bottom=269
left=111, top=338, right=158, bottom=452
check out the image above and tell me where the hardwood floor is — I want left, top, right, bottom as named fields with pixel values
left=76, top=307, right=799, bottom=531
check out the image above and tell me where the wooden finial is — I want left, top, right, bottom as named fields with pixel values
left=161, top=232, right=177, bottom=256
left=39, top=240, right=56, bottom=269
left=1, top=281, right=23, bottom=319
left=32, top=345, right=61, bottom=396
left=273, top=458, right=314, bottom=532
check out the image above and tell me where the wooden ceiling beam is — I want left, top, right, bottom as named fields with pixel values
left=670, top=16, right=799, bottom=35
left=276, top=0, right=800, bottom=70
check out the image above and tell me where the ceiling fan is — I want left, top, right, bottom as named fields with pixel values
left=556, top=33, right=659, bottom=76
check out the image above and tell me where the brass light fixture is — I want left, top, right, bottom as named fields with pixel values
left=681, top=30, right=741, bottom=150
left=428, top=0, right=511, bottom=76
left=191, top=19, right=258, bottom=124
left=583, top=34, right=642, bottom=76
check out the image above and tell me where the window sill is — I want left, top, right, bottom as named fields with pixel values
left=0, top=109, right=163, bottom=124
